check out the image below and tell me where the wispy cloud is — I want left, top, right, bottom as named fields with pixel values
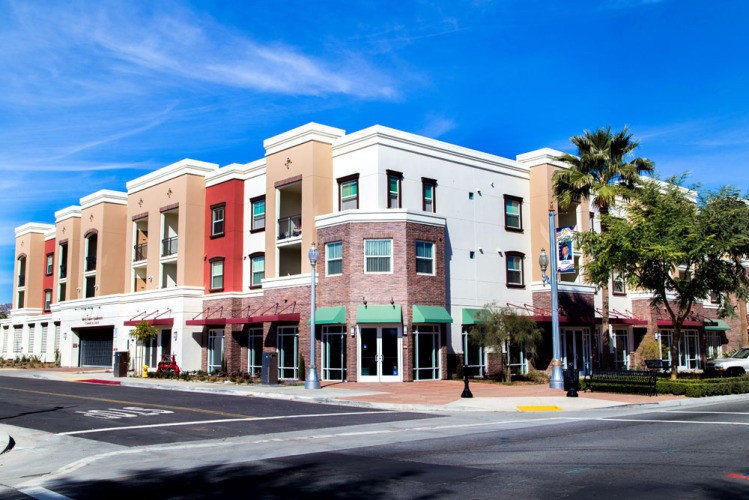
left=418, top=115, right=457, bottom=138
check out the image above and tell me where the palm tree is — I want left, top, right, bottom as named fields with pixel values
left=553, top=126, right=654, bottom=368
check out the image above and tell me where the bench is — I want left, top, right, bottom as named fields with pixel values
left=583, top=369, right=658, bottom=396
left=644, top=359, right=670, bottom=371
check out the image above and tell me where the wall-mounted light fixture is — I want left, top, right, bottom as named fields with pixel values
left=362, top=297, right=367, bottom=306
left=173, top=330, right=178, bottom=341
left=350, top=325, right=356, bottom=337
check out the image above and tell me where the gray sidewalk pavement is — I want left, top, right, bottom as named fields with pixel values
left=0, top=367, right=708, bottom=415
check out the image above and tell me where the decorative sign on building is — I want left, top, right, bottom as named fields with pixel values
left=557, top=226, right=575, bottom=273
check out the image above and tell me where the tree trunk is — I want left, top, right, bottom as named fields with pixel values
left=739, top=297, right=749, bottom=347
left=505, top=340, right=511, bottom=383
left=671, top=324, right=680, bottom=380
left=601, top=283, right=611, bottom=368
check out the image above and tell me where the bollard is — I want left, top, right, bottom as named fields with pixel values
left=142, top=365, right=149, bottom=378
left=461, top=371, right=473, bottom=398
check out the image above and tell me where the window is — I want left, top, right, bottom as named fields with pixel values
left=365, top=239, right=392, bottom=273
left=211, top=204, right=225, bottom=237
left=326, top=242, right=342, bottom=276
left=505, top=251, right=525, bottom=288
left=210, top=258, right=224, bottom=291
left=250, top=254, right=264, bottom=288
left=387, top=170, right=402, bottom=208
left=277, top=326, right=299, bottom=379
left=462, top=331, right=485, bottom=377
left=415, top=241, right=434, bottom=275
left=45, top=253, right=54, bottom=276
left=422, top=178, right=436, bottom=213
left=44, top=290, right=52, bottom=312
left=709, top=291, right=721, bottom=304
left=208, top=329, right=224, bottom=373
left=612, top=270, right=626, bottom=295
left=338, top=174, right=359, bottom=210
left=248, top=327, right=263, bottom=377
left=504, top=195, right=523, bottom=231
left=251, top=196, right=265, bottom=232
left=589, top=212, right=596, bottom=233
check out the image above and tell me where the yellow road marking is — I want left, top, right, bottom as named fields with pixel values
left=517, top=405, right=562, bottom=412
left=0, top=385, right=256, bottom=419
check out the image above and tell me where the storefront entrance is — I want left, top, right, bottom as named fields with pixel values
left=561, top=328, right=592, bottom=375
left=412, top=325, right=440, bottom=380
left=322, top=326, right=347, bottom=381
left=358, top=326, right=402, bottom=382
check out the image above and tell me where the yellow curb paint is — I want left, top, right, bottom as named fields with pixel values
left=517, top=405, right=562, bottom=412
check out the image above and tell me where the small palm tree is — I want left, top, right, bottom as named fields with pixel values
left=553, top=127, right=654, bottom=367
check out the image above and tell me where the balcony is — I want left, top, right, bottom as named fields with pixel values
left=134, top=243, right=148, bottom=262
left=85, top=256, right=97, bottom=272
left=17, top=274, right=25, bottom=287
left=277, top=215, right=301, bottom=241
left=162, top=237, right=178, bottom=257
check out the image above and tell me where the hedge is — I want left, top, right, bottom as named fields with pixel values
left=656, top=376, right=749, bottom=397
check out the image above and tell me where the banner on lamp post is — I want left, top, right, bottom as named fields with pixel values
left=557, top=226, right=575, bottom=274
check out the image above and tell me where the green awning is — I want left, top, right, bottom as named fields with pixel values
left=413, top=305, right=453, bottom=324
left=461, top=308, right=485, bottom=325
left=705, top=319, right=730, bottom=331
left=356, top=305, right=402, bottom=323
left=308, top=306, right=346, bottom=325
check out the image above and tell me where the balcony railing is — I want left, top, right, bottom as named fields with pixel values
left=85, top=256, right=97, bottom=272
left=134, top=243, right=147, bottom=262
left=277, top=215, right=301, bottom=240
left=17, top=274, right=25, bottom=287
left=59, top=265, right=67, bottom=279
left=162, top=236, right=178, bottom=257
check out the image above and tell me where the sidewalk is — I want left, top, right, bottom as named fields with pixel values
left=0, top=367, right=685, bottom=413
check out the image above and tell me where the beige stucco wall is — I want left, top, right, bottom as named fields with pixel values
left=55, top=216, right=81, bottom=302
left=80, top=202, right=127, bottom=296
left=125, top=174, right=206, bottom=291
left=264, top=140, right=334, bottom=278
left=13, top=232, right=46, bottom=309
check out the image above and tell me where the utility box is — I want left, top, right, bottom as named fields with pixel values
left=261, top=352, right=278, bottom=385
left=113, top=351, right=129, bottom=378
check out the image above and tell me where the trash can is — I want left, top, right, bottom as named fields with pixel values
left=261, top=352, right=278, bottom=385
left=563, top=368, right=580, bottom=392
left=113, top=351, right=129, bottom=377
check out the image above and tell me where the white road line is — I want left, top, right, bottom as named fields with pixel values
left=19, top=486, right=72, bottom=500
left=661, top=410, right=749, bottom=415
left=58, top=410, right=394, bottom=435
left=561, top=417, right=749, bottom=426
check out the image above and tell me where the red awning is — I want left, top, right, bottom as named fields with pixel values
left=124, top=318, right=174, bottom=326
left=226, top=302, right=300, bottom=324
left=185, top=318, right=227, bottom=326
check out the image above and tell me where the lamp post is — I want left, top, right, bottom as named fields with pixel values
left=306, top=243, right=321, bottom=390
left=539, top=209, right=564, bottom=390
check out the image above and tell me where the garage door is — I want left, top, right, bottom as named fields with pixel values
left=77, top=328, right=114, bottom=367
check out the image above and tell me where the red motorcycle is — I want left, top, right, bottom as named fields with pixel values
left=156, top=353, right=181, bottom=375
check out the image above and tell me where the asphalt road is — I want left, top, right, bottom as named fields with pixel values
left=2, top=376, right=749, bottom=499
left=0, top=376, right=435, bottom=446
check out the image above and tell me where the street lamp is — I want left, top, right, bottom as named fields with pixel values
left=539, top=209, right=564, bottom=390
left=306, top=243, right=321, bottom=390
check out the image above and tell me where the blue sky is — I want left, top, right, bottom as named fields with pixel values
left=2, top=0, right=748, bottom=304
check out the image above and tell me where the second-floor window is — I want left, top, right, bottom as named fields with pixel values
left=422, top=178, right=436, bottom=213
left=251, top=196, right=265, bottom=232
left=505, top=251, right=525, bottom=288
left=365, top=239, right=392, bottom=273
left=613, top=270, right=626, bottom=295
left=415, top=241, right=434, bottom=275
left=210, top=258, right=224, bottom=291
left=250, top=254, right=265, bottom=288
left=326, top=242, right=342, bottom=276
left=44, top=289, right=52, bottom=312
left=45, top=253, right=54, bottom=276
left=338, top=174, right=359, bottom=210
left=504, top=195, right=523, bottom=232
left=387, top=170, right=402, bottom=209
left=211, top=204, right=225, bottom=237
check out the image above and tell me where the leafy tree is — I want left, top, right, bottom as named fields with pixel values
left=469, top=304, right=543, bottom=382
left=553, top=127, right=654, bottom=366
left=129, top=320, right=158, bottom=376
left=578, top=179, right=749, bottom=379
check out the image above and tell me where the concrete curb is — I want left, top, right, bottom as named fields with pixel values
left=0, top=432, right=14, bottom=455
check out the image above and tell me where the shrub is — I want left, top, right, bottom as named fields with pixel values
left=656, top=376, right=749, bottom=397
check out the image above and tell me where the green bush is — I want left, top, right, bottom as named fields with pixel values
left=656, top=376, right=749, bottom=397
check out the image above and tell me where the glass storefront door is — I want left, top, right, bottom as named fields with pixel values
left=358, top=326, right=402, bottom=382
left=322, top=326, right=346, bottom=381
left=413, top=326, right=440, bottom=380
left=561, top=328, right=593, bottom=375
